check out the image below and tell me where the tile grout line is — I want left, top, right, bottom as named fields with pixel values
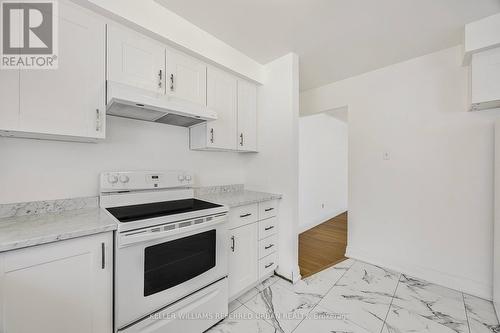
left=462, top=292, right=472, bottom=333
left=290, top=259, right=357, bottom=333
left=378, top=273, right=402, bottom=333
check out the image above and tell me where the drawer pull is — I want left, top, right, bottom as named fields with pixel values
left=240, top=213, right=252, bottom=218
left=265, top=244, right=274, bottom=250
left=101, top=242, right=105, bottom=270
left=264, top=208, right=275, bottom=212
left=231, top=236, right=235, bottom=252
left=264, top=226, right=275, bottom=231
left=265, top=262, right=274, bottom=269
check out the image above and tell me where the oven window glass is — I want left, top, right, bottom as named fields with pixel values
left=144, top=230, right=216, bottom=297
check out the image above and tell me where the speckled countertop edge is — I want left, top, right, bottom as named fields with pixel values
left=0, top=196, right=117, bottom=252
left=196, top=187, right=282, bottom=208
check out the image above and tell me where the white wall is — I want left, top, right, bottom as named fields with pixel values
left=0, top=116, right=248, bottom=204
left=246, top=53, right=301, bottom=282
left=301, top=46, right=500, bottom=299
left=299, top=113, right=348, bottom=233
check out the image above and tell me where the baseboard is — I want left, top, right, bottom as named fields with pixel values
left=346, top=246, right=492, bottom=300
left=276, top=264, right=302, bottom=283
left=298, top=208, right=347, bottom=233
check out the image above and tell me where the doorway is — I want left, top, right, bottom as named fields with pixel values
left=299, top=212, right=347, bottom=278
left=298, top=107, right=348, bottom=278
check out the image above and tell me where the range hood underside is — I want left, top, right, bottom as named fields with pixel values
left=106, top=82, right=216, bottom=127
left=107, top=102, right=205, bottom=127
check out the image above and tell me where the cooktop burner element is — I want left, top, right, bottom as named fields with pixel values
left=106, top=198, right=222, bottom=223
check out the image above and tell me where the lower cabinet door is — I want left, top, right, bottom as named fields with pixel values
left=0, top=232, right=113, bottom=333
left=228, top=223, right=258, bottom=298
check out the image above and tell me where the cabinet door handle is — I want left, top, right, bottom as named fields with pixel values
left=264, top=226, right=275, bottom=231
left=170, top=74, right=174, bottom=91
left=265, top=262, right=274, bottom=269
left=210, top=128, right=214, bottom=143
left=240, top=213, right=252, bottom=218
left=95, top=109, right=101, bottom=132
left=265, top=244, right=274, bottom=250
left=101, top=242, right=105, bottom=269
left=231, top=236, right=235, bottom=252
left=265, top=208, right=274, bottom=212
left=240, top=133, right=244, bottom=146
left=158, top=70, right=163, bottom=88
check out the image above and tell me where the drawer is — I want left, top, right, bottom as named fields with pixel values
left=258, top=234, right=278, bottom=259
left=259, top=216, right=278, bottom=240
left=259, top=253, right=277, bottom=278
left=259, top=200, right=279, bottom=220
left=120, top=278, right=228, bottom=333
left=228, top=203, right=259, bottom=229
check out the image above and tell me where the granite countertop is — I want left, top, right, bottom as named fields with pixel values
left=0, top=207, right=117, bottom=252
left=196, top=189, right=282, bottom=208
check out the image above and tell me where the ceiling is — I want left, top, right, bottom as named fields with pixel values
left=155, top=0, right=500, bottom=91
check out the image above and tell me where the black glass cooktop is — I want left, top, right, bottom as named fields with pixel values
left=106, top=198, right=222, bottom=223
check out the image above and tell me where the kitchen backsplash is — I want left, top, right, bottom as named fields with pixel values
left=0, top=196, right=99, bottom=219
left=194, top=184, right=244, bottom=196
left=0, top=185, right=245, bottom=219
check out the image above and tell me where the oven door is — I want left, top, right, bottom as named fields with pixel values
left=115, top=214, right=228, bottom=330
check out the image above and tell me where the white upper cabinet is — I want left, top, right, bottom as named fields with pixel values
left=190, top=67, right=238, bottom=150
left=107, top=25, right=165, bottom=94
left=206, top=67, right=238, bottom=149
left=470, top=47, right=500, bottom=111
left=0, top=70, right=19, bottom=131
left=0, top=232, right=113, bottom=333
left=19, top=2, right=106, bottom=139
left=0, top=1, right=106, bottom=142
left=190, top=69, right=258, bottom=152
left=237, top=80, right=257, bottom=152
left=166, top=48, right=207, bottom=106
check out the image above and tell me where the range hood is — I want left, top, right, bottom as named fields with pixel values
left=106, top=81, right=217, bottom=127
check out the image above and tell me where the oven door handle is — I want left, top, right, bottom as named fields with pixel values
left=117, top=215, right=227, bottom=248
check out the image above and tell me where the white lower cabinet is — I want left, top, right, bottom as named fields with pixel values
left=228, top=222, right=258, bottom=297
left=0, top=232, right=113, bottom=333
left=228, top=200, right=280, bottom=299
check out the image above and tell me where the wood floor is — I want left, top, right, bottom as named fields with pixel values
left=299, top=212, right=348, bottom=278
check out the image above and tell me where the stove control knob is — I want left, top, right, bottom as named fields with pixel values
left=119, top=175, right=130, bottom=183
left=108, top=174, right=118, bottom=184
left=178, top=175, right=185, bottom=182
left=185, top=175, right=192, bottom=181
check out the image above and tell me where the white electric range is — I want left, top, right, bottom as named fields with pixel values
left=100, top=170, right=229, bottom=333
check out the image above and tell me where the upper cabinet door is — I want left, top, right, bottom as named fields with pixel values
left=0, top=70, right=19, bottom=131
left=237, top=80, right=257, bottom=152
left=166, top=48, right=207, bottom=106
left=206, top=67, right=237, bottom=150
left=19, top=1, right=106, bottom=139
left=107, top=25, right=165, bottom=94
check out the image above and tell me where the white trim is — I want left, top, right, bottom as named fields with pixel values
left=298, top=208, right=347, bottom=233
left=346, top=246, right=492, bottom=300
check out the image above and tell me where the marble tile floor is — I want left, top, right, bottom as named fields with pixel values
left=207, top=259, right=500, bottom=333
